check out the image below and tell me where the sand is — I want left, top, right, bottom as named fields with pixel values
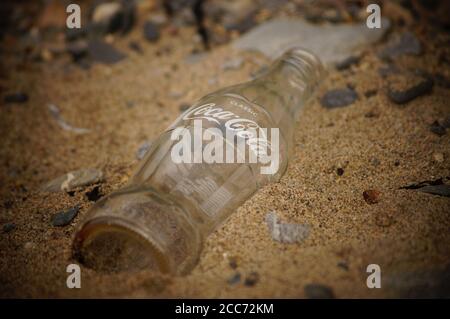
left=0, top=3, right=449, bottom=298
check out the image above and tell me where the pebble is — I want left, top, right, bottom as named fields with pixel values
left=2, top=222, right=16, bottom=233
left=51, top=206, right=80, bottom=227
left=66, top=40, right=88, bottom=62
left=378, top=32, right=422, bottom=60
left=320, top=88, right=358, bottom=109
left=222, top=57, right=244, bottom=71
left=227, top=273, right=241, bottom=285
left=233, top=18, right=390, bottom=64
left=266, top=211, right=310, bottom=243
left=336, top=168, right=344, bottom=176
left=363, top=189, right=381, bottom=204
left=418, top=185, right=450, bottom=197
left=304, top=284, right=335, bottom=299
left=430, top=121, right=447, bottom=137
left=143, top=21, right=160, bottom=42
left=136, top=141, right=152, bottom=160
left=128, top=41, right=143, bottom=54
left=386, top=74, right=433, bottom=104
left=244, top=272, right=260, bottom=287
left=88, top=40, right=126, bottom=65
left=41, top=168, right=103, bottom=192
left=4, top=92, right=29, bottom=104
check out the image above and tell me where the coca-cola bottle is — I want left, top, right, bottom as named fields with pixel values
left=73, top=48, right=324, bottom=275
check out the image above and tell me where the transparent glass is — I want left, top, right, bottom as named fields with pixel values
left=72, top=48, right=325, bottom=275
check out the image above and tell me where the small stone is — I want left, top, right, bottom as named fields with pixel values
left=321, top=88, right=358, bottom=109
left=386, top=73, right=433, bottom=104
left=363, top=189, right=381, bottom=204
left=304, top=284, right=335, bottom=299
left=266, top=211, right=310, bottom=243
left=136, top=141, right=152, bottom=160
left=222, top=57, right=244, bottom=71
left=143, top=21, right=160, bottom=42
left=430, top=121, right=447, bottom=137
left=229, top=257, right=238, bottom=269
left=335, top=55, right=360, bottom=71
left=51, top=206, right=80, bottom=227
left=88, top=40, right=126, bottom=64
left=418, top=185, right=450, bottom=197
left=2, top=222, right=16, bottom=233
left=24, top=242, right=35, bottom=250
left=41, top=168, right=103, bottom=192
left=227, top=273, right=241, bottom=285
left=4, top=92, right=29, bottom=104
left=433, top=153, right=444, bottom=163
left=379, top=32, right=422, bottom=60
left=337, top=262, right=349, bottom=271
left=336, top=168, right=344, bottom=176
left=364, top=89, right=378, bottom=98
left=244, top=272, right=260, bottom=287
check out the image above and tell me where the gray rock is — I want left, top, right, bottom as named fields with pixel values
left=321, top=88, right=358, bottom=109
left=418, top=185, right=450, bottom=197
left=136, top=141, right=152, bottom=160
left=378, top=32, right=422, bottom=60
left=227, top=272, right=241, bottom=285
left=41, top=168, right=103, bottom=192
left=304, top=284, right=335, bottom=299
left=234, top=18, right=390, bottom=64
left=386, top=74, right=433, bottom=104
left=266, top=211, right=310, bottom=243
left=222, top=57, right=244, bottom=71
left=51, top=206, right=80, bottom=227
left=143, top=21, right=160, bottom=42
left=88, top=40, right=126, bottom=64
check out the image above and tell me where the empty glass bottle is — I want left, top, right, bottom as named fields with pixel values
left=73, top=48, right=324, bottom=275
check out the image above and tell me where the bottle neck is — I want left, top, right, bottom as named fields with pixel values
left=253, top=48, right=324, bottom=124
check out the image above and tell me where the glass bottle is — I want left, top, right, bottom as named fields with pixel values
left=72, top=48, right=324, bottom=275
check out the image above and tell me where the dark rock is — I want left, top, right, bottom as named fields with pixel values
left=229, top=257, right=238, bottom=269
left=321, top=88, right=358, bottom=109
left=91, top=1, right=135, bottom=35
left=430, top=121, right=447, bottom=136
left=304, top=284, right=335, bottom=299
left=418, top=185, right=450, bottom=197
left=3, top=222, right=16, bottom=233
left=400, top=178, right=444, bottom=190
left=387, top=74, right=433, bottom=104
left=335, top=55, right=360, bottom=71
left=4, top=92, right=29, bottom=104
left=336, top=168, right=344, bottom=176
left=143, top=21, right=160, bottom=42
left=85, top=186, right=103, bottom=202
left=88, top=40, right=126, bottom=64
left=227, top=272, right=241, bottom=285
left=244, top=272, right=260, bottom=286
left=363, top=189, right=381, bottom=204
left=51, top=206, right=80, bottom=227
left=379, top=32, right=422, bottom=60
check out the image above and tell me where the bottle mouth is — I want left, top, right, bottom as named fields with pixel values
left=72, top=188, right=203, bottom=275
left=73, top=217, right=171, bottom=274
